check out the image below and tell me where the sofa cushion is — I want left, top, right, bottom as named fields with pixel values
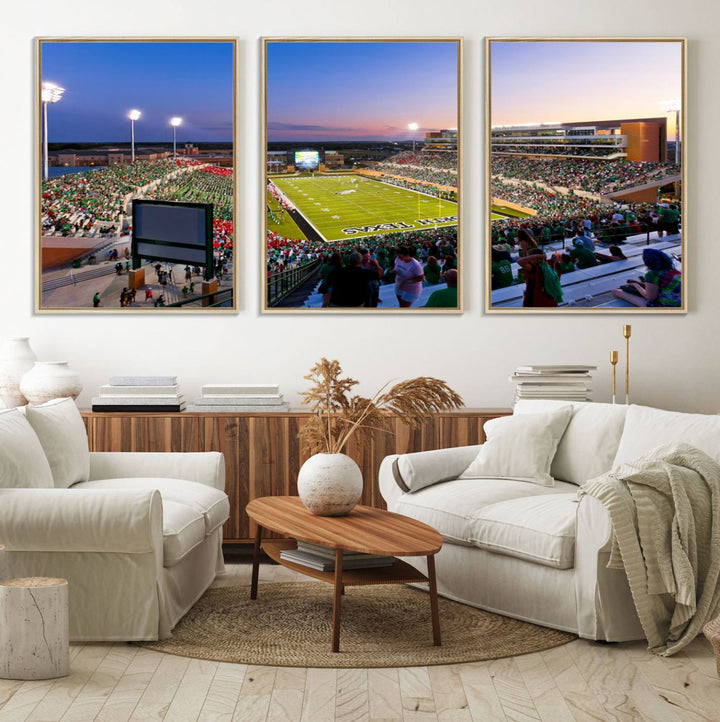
left=25, top=398, right=90, bottom=489
left=392, top=477, right=578, bottom=553
left=393, top=445, right=483, bottom=493
left=514, top=400, right=628, bottom=485
left=0, top=408, right=54, bottom=489
left=162, top=500, right=207, bottom=567
left=73, top=477, right=229, bottom=535
left=471, top=494, right=578, bottom=569
left=613, top=404, right=720, bottom=468
left=460, top=407, right=573, bottom=486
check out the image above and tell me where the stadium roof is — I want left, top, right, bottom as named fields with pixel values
left=492, top=117, right=667, bottom=132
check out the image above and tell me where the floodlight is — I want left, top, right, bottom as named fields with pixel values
left=661, top=100, right=681, bottom=165
left=41, top=82, right=65, bottom=180
left=128, top=110, right=142, bottom=163
left=41, top=82, right=65, bottom=104
left=170, top=117, right=183, bottom=158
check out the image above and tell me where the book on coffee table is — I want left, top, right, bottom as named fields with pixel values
left=280, top=546, right=395, bottom=572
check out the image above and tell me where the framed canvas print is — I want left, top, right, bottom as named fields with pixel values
left=262, top=38, right=462, bottom=312
left=36, top=38, right=237, bottom=312
left=485, top=38, right=686, bottom=313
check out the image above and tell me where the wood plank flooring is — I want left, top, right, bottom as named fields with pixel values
left=0, top=562, right=718, bottom=721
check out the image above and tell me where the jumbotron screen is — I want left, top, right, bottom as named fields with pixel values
left=294, top=150, right=320, bottom=169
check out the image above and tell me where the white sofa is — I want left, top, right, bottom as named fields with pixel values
left=0, top=398, right=229, bottom=642
left=379, top=400, right=720, bottom=641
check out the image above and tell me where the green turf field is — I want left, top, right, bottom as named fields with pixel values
left=271, top=175, right=457, bottom=242
left=267, top=192, right=307, bottom=241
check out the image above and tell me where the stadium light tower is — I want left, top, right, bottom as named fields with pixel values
left=408, top=122, right=419, bottom=152
left=128, top=110, right=141, bottom=164
left=170, top=117, right=183, bottom=158
left=41, top=82, right=65, bottom=180
left=661, top=99, right=681, bottom=165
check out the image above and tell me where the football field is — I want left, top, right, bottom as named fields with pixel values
left=271, top=175, right=457, bottom=242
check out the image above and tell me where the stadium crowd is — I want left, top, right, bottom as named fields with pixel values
left=376, top=149, right=458, bottom=189
left=492, top=146, right=623, bottom=158
left=150, top=166, right=234, bottom=221
left=491, top=156, right=679, bottom=196
left=267, top=227, right=458, bottom=309
left=492, top=195, right=680, bottom=250
left=41, top=159, right=180, bottom=236
left=491, top=218, right=682, bottom=308
left=41, top=159, right=235, bottom=255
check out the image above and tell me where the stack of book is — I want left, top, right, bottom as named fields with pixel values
left=190, top=384, right=289, bottom=413
left=92, top=376, right=184, bottom=412
left=510, top=365, right=596, bottom=403
left=280, top=541, right=395, bottom=572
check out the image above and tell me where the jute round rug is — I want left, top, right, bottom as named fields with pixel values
left=139, top=583, right=575, bottom=668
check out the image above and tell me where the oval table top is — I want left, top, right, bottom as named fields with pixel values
left=246, top=496, right=442, bottom=557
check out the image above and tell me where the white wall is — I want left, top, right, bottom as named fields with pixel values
left=3, top=0, right=719, bottom=413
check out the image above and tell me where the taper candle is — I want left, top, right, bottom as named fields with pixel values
left=610, top=350, right=619, bottom=405
left=623, top=325, right=632, bottom=404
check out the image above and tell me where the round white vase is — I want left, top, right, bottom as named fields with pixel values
left=0, top=338, right=37, bottom=407
left=20, top=362, right=83, bottom=406
left=297, top=453, right=363, bottom=516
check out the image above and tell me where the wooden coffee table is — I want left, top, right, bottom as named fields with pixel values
left=246, top=496, right=443, bottom=653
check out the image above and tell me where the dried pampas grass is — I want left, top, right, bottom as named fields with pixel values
left=299, top=358, right=463, bottom=454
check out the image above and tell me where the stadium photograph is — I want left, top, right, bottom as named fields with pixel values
left=37, top=39, right=236, bottom=312
left=263, top=38, right=461, bottom=311
left=487, top=38, right=685, bottom=312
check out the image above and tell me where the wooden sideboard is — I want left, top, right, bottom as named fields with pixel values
left=81, top=408, right=510, bottom=543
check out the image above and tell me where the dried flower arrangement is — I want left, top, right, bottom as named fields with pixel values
left=299, top=358, right=463, bottom=454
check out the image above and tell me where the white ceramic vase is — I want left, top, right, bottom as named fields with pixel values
left=0, top=337, right=37, bottom=408
left=20, top=362, right=83, bottom=406
left=297, top=453, right=363, bottom=516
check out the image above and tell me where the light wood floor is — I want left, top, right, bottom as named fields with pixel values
left=0, top=562, right=718, bottom=721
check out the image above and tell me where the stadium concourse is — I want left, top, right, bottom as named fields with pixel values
left=41, top=240, right=233, bottom=309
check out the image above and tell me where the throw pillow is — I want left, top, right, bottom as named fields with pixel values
left=0, top=408, right=54, bottom=488
left=392, top=445, right=484, bottom=493
left=513, top=400, right=628, bottom=485
left=459, top=406, right=573, bottom=486
left=25, top=398, right=90, bottom=489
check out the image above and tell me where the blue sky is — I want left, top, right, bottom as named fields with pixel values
left=41, top=41, right=234, bottom=143
left=266, top=41, right=459, bottom=141
left=491, top=40, right=683, bottom=136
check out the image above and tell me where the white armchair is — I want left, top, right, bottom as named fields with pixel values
left=0, top=400, right=229, bottom=641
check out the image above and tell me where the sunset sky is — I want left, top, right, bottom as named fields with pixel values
left=266, top=41, right=459, bottom=142
left=41, top=41, right=234, bottom=143
left=491, top=41, right=683, bottom=138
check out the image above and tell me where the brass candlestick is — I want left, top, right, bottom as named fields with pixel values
left=623, top=324, right=632, bottom=404
left=610, top=350, right=619, bottom=405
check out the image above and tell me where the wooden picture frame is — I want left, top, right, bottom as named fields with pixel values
left=36, top=37, right=237, bottom=313
left=262, top=37, right=462, bottom=313
left=485, top=38, right=686, bottom=313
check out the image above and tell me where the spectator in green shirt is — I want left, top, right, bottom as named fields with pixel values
left=491, top=246, right=514, bottom=289
left=569, top=240, right=598, bottom=269
left=423, top=256, right=442, bottom=285
left=425, top=269, right=458, bottom=308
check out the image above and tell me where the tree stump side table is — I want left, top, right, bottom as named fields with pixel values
left=703, top=614, right=720, bottom=677
left=0, top=577, right=70, bottom=680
